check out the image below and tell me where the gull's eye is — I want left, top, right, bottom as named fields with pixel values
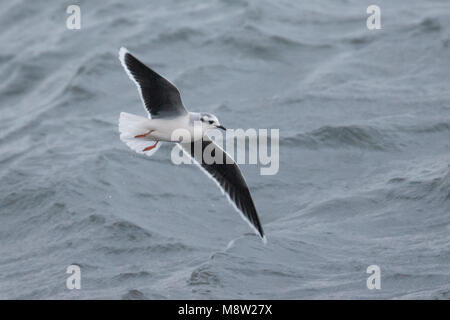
left=208, top=120, right=214, bottom=124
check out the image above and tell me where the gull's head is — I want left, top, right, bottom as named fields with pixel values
left=200, top=113, right=226, bottom=131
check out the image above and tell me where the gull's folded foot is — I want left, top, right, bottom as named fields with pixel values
left=143, top=141, right=158, bottom=152
left=135, top=130, right=153, bottom=138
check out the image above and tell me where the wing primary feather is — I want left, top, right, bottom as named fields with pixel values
left=118, top=47, right=187, bottom=118
left=178, top=138, right=265, bottom=242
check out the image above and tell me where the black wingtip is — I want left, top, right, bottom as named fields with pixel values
left=257, top=226, right=266, bottom=244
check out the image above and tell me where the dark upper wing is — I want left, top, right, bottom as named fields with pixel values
left=180, top=137, right=265, bottom=241
left=119, top=47, right=187, bottom=118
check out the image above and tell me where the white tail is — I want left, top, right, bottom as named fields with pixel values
left=118, top=112, right=162, bottom=156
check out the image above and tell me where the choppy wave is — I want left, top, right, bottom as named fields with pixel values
left=281, top=125, right=396, bottom=150
left=0, top=0, right=449, bottom=299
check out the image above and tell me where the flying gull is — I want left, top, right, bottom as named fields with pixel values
left=117, top=47, right=265, bottom=242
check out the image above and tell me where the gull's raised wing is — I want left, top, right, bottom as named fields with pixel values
left=119, top=47, right=187, bottom=118
left=179, top=136, right=265, bottom=241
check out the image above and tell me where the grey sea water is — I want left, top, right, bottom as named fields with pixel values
left=1, top=0, right=450, bottom=299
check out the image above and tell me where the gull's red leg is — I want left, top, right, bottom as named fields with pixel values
left=135, top=130, right=153, bottom=138
left=143, top=141, right=158, bottom=152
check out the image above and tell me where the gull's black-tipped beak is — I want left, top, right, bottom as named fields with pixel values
left=216, top=125, right=226, bottom=131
